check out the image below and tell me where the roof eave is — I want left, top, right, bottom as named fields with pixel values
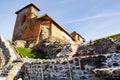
left=15, top=3, right=40, bottom=14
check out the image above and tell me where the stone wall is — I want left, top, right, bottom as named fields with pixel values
left=13, top=53, right=120, bottom=80
left=17, top=57, right=95, bottom=80
left=0, top=35, right=17, bottom=64
left=15, top=54, right=107, bottom=80
left=1, top=36, right=120, bottom=80
left=93, top=53, right=120, bottom=79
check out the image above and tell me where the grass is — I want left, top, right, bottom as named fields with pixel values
left=93, top=33, right=120, bottom=42
left=16, top=47, right=46, bottom=59
left=108, top=33, right=120, bottom=39
left=93, top=38, right=103, bottom=42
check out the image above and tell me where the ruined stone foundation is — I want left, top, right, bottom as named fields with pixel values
left=1, top=36, right=120, bottom=80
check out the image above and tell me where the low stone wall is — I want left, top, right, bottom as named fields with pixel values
left=93, top=53, right=120, bottom=79
left=15, top=55, right=107, bottom=80
left=17, top=58, right=93, bottom=80
left=13, top=53, right=120, bottom=80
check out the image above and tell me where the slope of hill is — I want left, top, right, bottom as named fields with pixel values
left=108, top=33, right=120, bottom=39
left=94, top=33, right=120, bottom=42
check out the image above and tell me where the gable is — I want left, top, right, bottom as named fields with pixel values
left=71, top=31, right=84, bottom=40
left=37, top=14, right=75, bottom=41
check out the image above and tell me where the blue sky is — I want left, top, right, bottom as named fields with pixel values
left=0, top=0, right=120, bottom=42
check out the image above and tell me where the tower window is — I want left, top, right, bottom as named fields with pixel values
left=21, top=15, right=26, bottom=24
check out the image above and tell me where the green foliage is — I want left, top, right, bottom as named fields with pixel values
left=17, top=47, right=46, bottom=59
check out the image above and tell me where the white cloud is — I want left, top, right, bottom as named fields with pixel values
left=64, top=12, right=120, bottom=25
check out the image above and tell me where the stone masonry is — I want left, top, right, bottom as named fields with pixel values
left=15, top=53, right=120, bottom=80
left=1, top=35, right=120, bottom=80
left=12, top=3, right=84, bottom=44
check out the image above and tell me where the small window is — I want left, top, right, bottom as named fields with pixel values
left=21, top=15, right=26, bottom=24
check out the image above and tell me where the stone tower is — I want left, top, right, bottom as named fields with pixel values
left=12, top=3, right=40, bottom=41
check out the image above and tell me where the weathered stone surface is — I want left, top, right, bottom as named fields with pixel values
left=1, top=43, right=120, bottom=80
left=92, top=53, right=120, bottom=79
left=57, top=44, right=78, bottom=58
left=0, top=35, right=23, bottom=80
left=34, top=37, right=67, bottom=59
left=13, top=40, right=26, bottom=47
left=16, top=57, right=96, bottom=80
left=0, top=35, right=18, bottom=64
left=75, top=38, right=118, bottom=56
left=14, top=53, right=120, bottom=80
left=1, top=34, right=120, bottom=80
left=93, top=67, right=120, bottom=79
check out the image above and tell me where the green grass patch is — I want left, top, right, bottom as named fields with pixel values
left=17, top=47, right=46, bottom=59
left=93, top=33, right=120, bottom=42
left=93, top=38, right=103, bottom=42
left=108, top=33, right=120, bottom=39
